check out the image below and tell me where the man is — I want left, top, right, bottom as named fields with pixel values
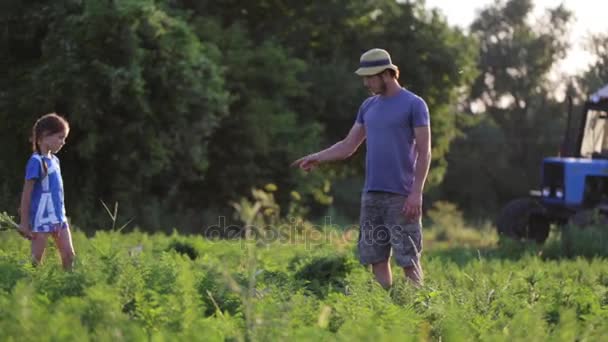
left=292, top=48, right=431, bottom=288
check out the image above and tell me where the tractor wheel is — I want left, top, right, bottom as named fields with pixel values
left=496, top=198, right=550, bottom=244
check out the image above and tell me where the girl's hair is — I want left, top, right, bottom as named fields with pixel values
left=31, top=113, right=70, bottom=176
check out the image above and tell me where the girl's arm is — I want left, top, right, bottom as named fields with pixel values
left=18, top=180, right=35, bottom=239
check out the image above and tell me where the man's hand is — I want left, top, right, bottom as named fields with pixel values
left=18, top=222, right=33, bottom=240
left=291, top=153, right=321, bottom=172
left=402, top=191, right=423, bottom=222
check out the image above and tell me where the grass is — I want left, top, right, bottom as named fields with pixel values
left=0, top=213, right=607, bottom=341
left=0, top=193, right=607, bottom=341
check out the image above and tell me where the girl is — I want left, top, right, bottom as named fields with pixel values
left=18, top=113, right=75, bottom=270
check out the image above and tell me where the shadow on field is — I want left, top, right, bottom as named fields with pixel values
left=427, top=226, right=608, bottom=266
left=426, top=242, right=542, bottom=266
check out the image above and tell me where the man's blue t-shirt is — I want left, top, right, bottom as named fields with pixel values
left=356, top=88, right=430, bottom=196
left=25, top=153, right=67, bottom=232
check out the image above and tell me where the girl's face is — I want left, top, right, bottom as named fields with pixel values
left=40, top=129, right=69, bottom=154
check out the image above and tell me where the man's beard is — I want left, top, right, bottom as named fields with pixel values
left=368, top=79, right=388, bottom=95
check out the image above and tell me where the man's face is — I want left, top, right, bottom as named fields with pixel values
left=362, top=73, right=387, bottom=95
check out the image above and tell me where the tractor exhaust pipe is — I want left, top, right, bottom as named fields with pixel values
left=560, top=94, right=574, bottom=157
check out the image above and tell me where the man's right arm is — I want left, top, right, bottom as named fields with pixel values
left=317, top=123, right=366, bottom=161
left=291, top=123, right=366, bottom=171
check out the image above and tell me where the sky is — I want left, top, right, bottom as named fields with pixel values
left=423, top=0, right=608, bottom=76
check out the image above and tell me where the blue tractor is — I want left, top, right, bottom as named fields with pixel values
left=497, top=84, right=608, bottom=243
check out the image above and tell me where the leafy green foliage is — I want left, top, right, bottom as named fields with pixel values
left=577, top=33, right=608, bottom=96
left=1, top=0, right=230, bottom=230
left=1, top=205, right=607, bottom=341
left=0, top=0, right=484, bottom=228
left=442, top=0, right=573, bottom=217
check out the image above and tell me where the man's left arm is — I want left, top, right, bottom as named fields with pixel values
left=411, top=126, right=431, bottom=195
left=403, top=125, right=431, bottom=220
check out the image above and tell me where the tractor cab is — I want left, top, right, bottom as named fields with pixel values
left=497, top=84, right=608, bottom=243
left=578, top=85, right=608, bottom=159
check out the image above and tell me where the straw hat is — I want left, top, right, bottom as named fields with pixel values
left=355, top=48, right=399, bottom=76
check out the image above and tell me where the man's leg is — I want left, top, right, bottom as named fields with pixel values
left=372, top=260, right=393, bottom=289
left=358, top=192, right=391, bottom=288
left=393, top=224, right=423, bottom=286
left=404, top=260, right=423, bottom=286
left=385, top=194, right=424, bottom=286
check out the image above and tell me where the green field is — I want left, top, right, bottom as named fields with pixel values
left=1, top=211, right=608, bottom=341
left=3, top=1, right=608, bottom=341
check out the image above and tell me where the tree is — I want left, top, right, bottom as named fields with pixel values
left=578, top=33, right=608, bottom=95
left=0, top=0, right=229, bottom=230
left=441, top=0, right=572, bottom=217
left=1, top=0, right=480, bottom=229
left=185, top=19, right=325, bottom=212
left=172, top=0, right=477, bottom=218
